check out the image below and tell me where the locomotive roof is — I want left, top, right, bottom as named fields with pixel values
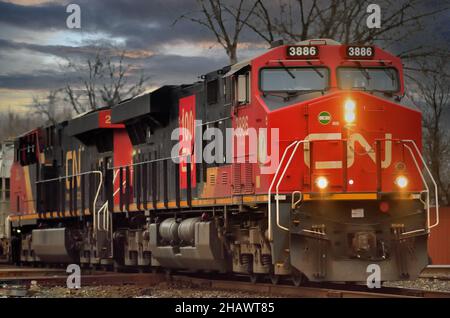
left=111, top=85, right=177, bottom=125
left=295, top=38, right=341, bottom=46
left=71, top=104, right=111, bottom=120
left=67, top=110, right=105, bottom=136
left=223, top=58, right=250, bottom=77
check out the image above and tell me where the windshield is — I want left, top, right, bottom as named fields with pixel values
left=337, top=67, right=399, bottom=92
left=260, top=67, right=329, bottom=92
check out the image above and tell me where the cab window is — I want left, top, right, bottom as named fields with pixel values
left=260, top=67, right=329, bottom=92
left=337, top=67, right=399, bottom=92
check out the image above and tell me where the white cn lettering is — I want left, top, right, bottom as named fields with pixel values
left=303, top=133, right=392, bottom=169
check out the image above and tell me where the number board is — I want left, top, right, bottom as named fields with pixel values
left=345, top=46, right=374, bottom=58
left=286, top=46, right=319, bottom=58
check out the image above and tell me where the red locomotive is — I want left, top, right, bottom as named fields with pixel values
left=4, top=39, right=439, bottom=284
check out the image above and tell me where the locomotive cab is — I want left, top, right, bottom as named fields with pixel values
left=233, top=39, right=435, bottom=282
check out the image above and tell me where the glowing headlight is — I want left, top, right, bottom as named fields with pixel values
left=345, top=99, right=356, bottom=111
left=344, top=99, right=356, bottom=123
left=395, top=175, right=408, bottom=188
left=345, top=112, right=356, bottom=123
left=316, top=176, right=329, bottom=190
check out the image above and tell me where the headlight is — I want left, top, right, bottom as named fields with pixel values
left=395, top=175, right=408, bottom=188
left=316, top=176, right=329, bottom=190
left=344, top=99, right=356, bottom=123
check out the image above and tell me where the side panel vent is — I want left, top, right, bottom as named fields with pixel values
left=209, top=173, right=216, bottom=185
left=221, top=172, right=228, bottom=185
left=232, top=163, right=241, bottom=194
left=242, top=163, right=254, bottom=194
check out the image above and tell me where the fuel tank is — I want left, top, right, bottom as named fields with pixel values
left=31, top=228, right=80, bottom=263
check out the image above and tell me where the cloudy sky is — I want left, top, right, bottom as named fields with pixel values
left=0, top=0, right=268, bottom=113
left=0, top=0, right=448, bottom=114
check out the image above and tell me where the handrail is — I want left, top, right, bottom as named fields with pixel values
left=275, top=141, right=304, bottom=232
left=401, top=144, right=430, bottom=235
left=268, top=140, right=301, bottom=241
left=97, top=202, right=109, bottom=232
left=36, top=170, right=103, bottom=233
left=372, top=138, right=439, bottom=232
left=267, top=137, right=439, bottom=241
left=401, top=140, right=439, bottom=233
left=36, top=169, right=123, bottom=233
left=97, top=168, right=124, bottom=232
left=109, top=153, right=189, bottom=170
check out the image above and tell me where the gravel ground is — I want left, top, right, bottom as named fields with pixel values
left=26, top=281, right=275, bottom=298
left=3, top=278, right=450, bottom=298
left=383, top=278, right=450, bottom=292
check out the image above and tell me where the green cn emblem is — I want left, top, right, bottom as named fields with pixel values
left=318, top=111, right=331, bottom=125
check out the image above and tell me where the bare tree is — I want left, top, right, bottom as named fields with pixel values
left=0, top=109, right=43, bottom=142
left=182, top=0, right=449, bottom=63
left=31, top=89, right=70, bottom=125
left=64, top=50, right=148, bottom=114
left=174, top=0, right=260, bottom=64
left=408, top=59, right=450, bottom=206
left=254, top=1, right=446, bottom=44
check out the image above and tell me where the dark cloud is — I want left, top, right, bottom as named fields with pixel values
left=0, top=37, right=100, bottom=58
left=0, top=1, right=64, bottom=30
left=0, top=33, right=229, bottom=91
left=0, top=0, right=234, bottom=49
left=0, top=0, right=262, bottom=50
left=0, top=0, right=238, bottom=93
left=74, top=0, right=218, bottom=49
left=0, top=0, right=448, bottom=109
left=0, top=51, right=227, bottom=90
left=0, top=71, right=68, bottom=90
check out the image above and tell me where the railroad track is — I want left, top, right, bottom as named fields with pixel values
left=420, top=265, right=450, bottom=280
left=0, top=266, right=64, bottom=278
left=1, top=265, right=450, bottom=298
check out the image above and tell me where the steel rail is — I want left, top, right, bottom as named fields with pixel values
left=1, top=268, right=450, bottom=298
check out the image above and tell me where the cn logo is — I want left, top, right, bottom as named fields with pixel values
left=303, top=133, right=392, bottom=169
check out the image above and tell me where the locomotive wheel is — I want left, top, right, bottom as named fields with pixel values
left=249, top=274, right=259, bottom=284
left=291, top=274, right=304, bottom=287
left=270, top=274, right=280, bottom=285
left=165, top=268, right=172, bottom=279
left=113, top=261, right=123, bottom=273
